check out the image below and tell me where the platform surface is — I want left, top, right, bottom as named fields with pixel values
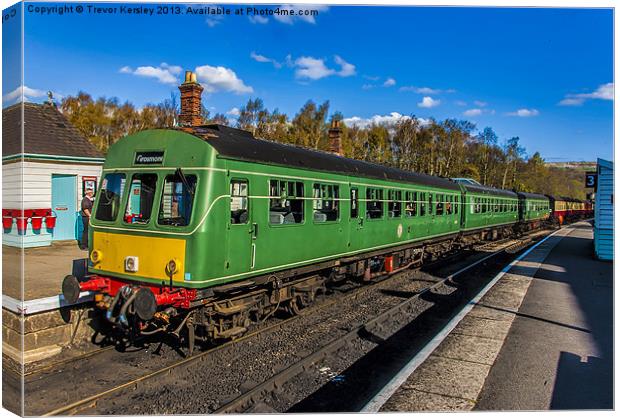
left=2, top=243, right=87, bottom=301
left=476, top=222, right=612, bottom=410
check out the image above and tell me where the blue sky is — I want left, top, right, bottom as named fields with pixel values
left=4, top=3, right=614, bottom=161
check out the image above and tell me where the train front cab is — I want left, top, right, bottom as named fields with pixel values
left=62, top=129, right=220, bottom=329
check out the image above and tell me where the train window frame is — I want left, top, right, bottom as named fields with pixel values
left=268, top=179, right=305, bottom=225
left=123, top=173, right=158, bottom=225
left=428, top=194, right=434, bottom=216
left=312, top=183, right=340, bottom=223
left=388, top=190, right=402, bottom=218
left=350, top=187, right=359, bottom=219
left=436, top=194, right=444, bottom=216
left=405, top=191, right=417, bottom=217
left=230, top=179, right=249, bottom=225
left=446, top=195, right=453, bottom=215
left=157, top=173, right=197, bottom=228
left=95, top=173, right=127, bottom=222
left=366, top=187, right=384, bottom=220
left=420, top=192, right=427, bottom=216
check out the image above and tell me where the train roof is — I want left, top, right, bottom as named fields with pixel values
left=185, top=124, right=462, bottom=191
left=546, top=195, right=586, bottom=203
left=459, top=183, right=518, bottom=198
left=517, top=191, right=549, bottom=200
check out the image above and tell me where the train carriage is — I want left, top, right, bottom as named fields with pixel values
left=458, top=182, right=519, bottom=241
left=517, top=192, right=550, bottom=231
left=63, top=125, right=567, bottom=350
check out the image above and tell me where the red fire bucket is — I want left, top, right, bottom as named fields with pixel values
left=16, top=217, right=28, bottom=233
left=45, top=214, right=57, bottom=229
left=31, top=216, right=43, bottom=230
left=2, top=216, right=13, bottom=229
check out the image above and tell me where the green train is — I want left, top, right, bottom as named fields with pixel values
left=62, top=123, right=550, bottom=350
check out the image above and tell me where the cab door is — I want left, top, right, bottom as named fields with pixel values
left=227, top=178, right=255, bottom=275
left=348, top=186, right=363, bottom=250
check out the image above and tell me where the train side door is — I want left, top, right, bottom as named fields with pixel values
left=348, top=186, right=363, bottom=250
left=228, top=179, right=254, bottom=274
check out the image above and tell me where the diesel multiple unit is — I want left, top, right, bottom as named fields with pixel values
left=61, top=124, right=591, bottom=351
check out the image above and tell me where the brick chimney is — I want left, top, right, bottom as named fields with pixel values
left=328, top=119, right=343, bottom=156
left=178, top=70, right=204, bottom=128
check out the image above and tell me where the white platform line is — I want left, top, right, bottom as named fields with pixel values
left=360, top=227, right=566, bottom=412
left=2, top=291, right=94, bottom=315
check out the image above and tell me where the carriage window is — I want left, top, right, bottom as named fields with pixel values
left=494, top=199, right=499, bottom=213
left=124, top=173, right=157, bottom=224
left=158, top=173, right=196, bottom=227
left=436, top=194, right=444, bottom=215
left=481, top=198, right=487, bottom=213
left=388, top=190, right=402, bottom=218
left=96, top=173, right=126, bottom=221
left=313, top=183, right=339, bottom=222
left=366, top=188, right=384, bottom=219
left=269, top=179, right=304, bottom=225
left=455, top=195, right=459, bottom=215
left=428, top=194, right=434, bottom=215
left=405, top=191, right=417, bottom=217
left=230, top=180, right=249, bottom=224
left=420, top=192, right=427, bottom=216
left=446, top=195, right=453, bottom=215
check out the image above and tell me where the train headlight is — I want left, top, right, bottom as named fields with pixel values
left=90, top=250, right=103, bottom=264
left=166, top=258, right=181, bottom=275
left=124, top=256, right=139, bottom=273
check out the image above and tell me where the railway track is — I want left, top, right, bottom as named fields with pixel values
left=37, top=230, right=550, bottom=416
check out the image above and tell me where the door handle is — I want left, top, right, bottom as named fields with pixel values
left=251, top=222, right=258, bottom=239
left=358, top=217, right=364, bottom=226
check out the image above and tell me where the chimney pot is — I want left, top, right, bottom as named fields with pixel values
left=179, top=69, right=204, bottom=128
left=328, top=119, right=343, bottom=156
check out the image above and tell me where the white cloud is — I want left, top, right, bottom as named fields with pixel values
left=194, top=65, right=254, bottom=94
left=343, top=112, right=410, bottom=128
left=473, top=100, right=488, bottom=107
left=334, top=55, right=356, bottom=77
left=455, top=100, right=467, bottom=106
left=400, top=86, right=455, bottom=95
left=248, top=15, right=269, bottom=24
left=273, top=4, right=328, bottom=25
left=294, top=56, right=334, bottom=80
left=363, top=75, right=380, bottom=81
left=418, top=96, right=441, bottom=108
left=293, top=55, right=355, bottom=80
left=343, top=112, right=432, bottom=129
left=226, top=107, right=241, bottom=116
left=206, top=16, right=223, bottom=27
left=121, top=63, right=183, bottom=84
left=3, top=85, right=51, bottom=106
left=507, top=108, right=539, bottom=117
left=250, top=52, right=282, bottom=68
left=362, top=84, right=375, bottom=90
left=559, top=82, right=613, bottom=106
left=463, top=108, right=482, bottom=117
left=383, top=77, right=396, bottom=87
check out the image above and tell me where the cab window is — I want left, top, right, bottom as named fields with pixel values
left=230, top=180, right=249, bottom=224
left=158, top=173, right=197, bottom=227
left=124, top=173, right=157, bottom=224
left=95, top=173, right=126, bottom=221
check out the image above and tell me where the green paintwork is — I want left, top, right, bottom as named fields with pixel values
left=88, top=128, right=546, bottom=289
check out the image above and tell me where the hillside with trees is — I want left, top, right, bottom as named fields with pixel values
left=58, top=92, right=590, bottom=199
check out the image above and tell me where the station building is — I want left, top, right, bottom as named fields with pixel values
left=2, top=102, right=105, bottom=248
left=594, top=158, right=613, bottom=261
